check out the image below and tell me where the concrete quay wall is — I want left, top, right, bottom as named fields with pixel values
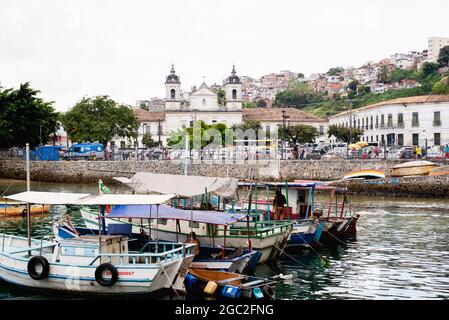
left=1, top=159, right=448, bottom=198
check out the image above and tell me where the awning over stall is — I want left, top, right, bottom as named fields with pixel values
left=108, top=204, right=246, bottom=225
left=113, top=173, right=239, bottom=199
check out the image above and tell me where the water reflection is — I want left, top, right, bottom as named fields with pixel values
left=1, top=179, right=449, bottom=299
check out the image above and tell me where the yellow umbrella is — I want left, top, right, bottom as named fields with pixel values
left=348, top=144, right=360, bottom=149
left=356, top=141, right=368, bottom=147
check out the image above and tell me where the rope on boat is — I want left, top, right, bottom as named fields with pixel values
left=161, top=266, right=180, bottom=298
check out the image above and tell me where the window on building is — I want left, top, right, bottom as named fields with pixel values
left=170, top=89, right=176, bottom=100
left=376, top=135, right=379, bottom=142
left=398, top=134, right=404, bottom=146
left=412, top=133, right=419, bottom=146
left=375, top=115, right=379, bottom=129
left=232, top=89, right=237, bottom=100
left=371, top=136, right=373, bottom=142
left=434, top=111, right=441, bottom=126
left=357, top=119, right=360, bottom=129
left=381, top=135, right=385, bottom=144
left=434, top=133, right=441, bottom=146
left=398, top=113, right=404, bottom=127
left=387, top=114, right=393, bottom=127
left=412, top=112, right=419, bottom=127
left=370, top=116, right=373, bottom=129
left=319, top=126, right=324, bottom=135
left=366, top=117, right=369, bottom=130
left=120, top=141, right=125, bottom=149
left=362, top=118, right=365, bottom=129
left=189, top=120, right=194, bottom=127
left=380, top=115, right=385, bottom=128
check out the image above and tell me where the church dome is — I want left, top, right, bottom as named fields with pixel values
left=226, top=65, right=241, bottom=84
left=166, top=64, right=180, bottom=83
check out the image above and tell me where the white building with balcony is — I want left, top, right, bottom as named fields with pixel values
left=328, top=95, right=449, bottom=147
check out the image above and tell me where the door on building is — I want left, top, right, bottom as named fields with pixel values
left=412, top=134, right=419, bottom=146
left=386, top=133, right=395, bottom=146
left=398, top=134, right=404, bottom=146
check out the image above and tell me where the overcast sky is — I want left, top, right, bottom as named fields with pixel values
left=1, top=0, right=448, bottom=111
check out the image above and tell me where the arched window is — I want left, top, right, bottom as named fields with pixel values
left=232, top=89, right=237, bottom=100
left=170, top=89, right=176, bottom=100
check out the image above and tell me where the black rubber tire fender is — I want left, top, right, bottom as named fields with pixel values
left=95, top=263, right=118, bottom=286
left=27, top=256, right=50, bottom=280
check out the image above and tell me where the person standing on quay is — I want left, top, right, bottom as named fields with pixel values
left=273, top=186, right=287, bottom=220
left=416, top=146, right=422, bottom=159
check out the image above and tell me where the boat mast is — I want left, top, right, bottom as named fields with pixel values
left=26, top=143, right=31, bottom=252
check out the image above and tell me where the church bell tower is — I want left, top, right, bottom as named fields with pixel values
left=165, top=64, right=181, bottom=110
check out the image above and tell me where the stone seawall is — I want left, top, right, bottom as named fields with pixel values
left=1, top=159, right=448, bottom=198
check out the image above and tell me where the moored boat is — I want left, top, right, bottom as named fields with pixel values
left=343, top=169, right=385, bottom=180
left=429, top=166, right=449, bottom=176
left=391, top=161, right=439, bottom=177
left=0, top=201, right=50, bottom=217
left=0, top=191, right=196, bottom=296
left=183, top=268, right=279, bottom=300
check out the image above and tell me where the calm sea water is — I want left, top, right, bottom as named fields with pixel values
left=1, top=178, right=448, bottom=300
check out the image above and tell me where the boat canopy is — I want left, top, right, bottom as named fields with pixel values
left=238, top=181, right=317, bottom=188
left=113, top=173, right=239, bottom=199
left=5, top=191, right=175, bottom=205
left=107, top=204, right=247, bottom=225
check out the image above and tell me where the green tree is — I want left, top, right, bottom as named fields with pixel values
left=421, top=62, right=440, bottom=77
left=327, top=67, right=344, bottom=75
left=279, top=124, right=319, bottom=144
left=432, top=76, right=449, bottom=94
left=327, top=125, right=363, bottom=144
left=0, top=82, right=59, bottom=148
left=378, top=65, right=390, bottom=83
left=256, top=99, right=267, bottom=108
left=242, top=101, right=256, bottom=108
left=217, top=88, right=227, bottom=106
left=437, top=45, right=449, bottom=67
left=142, top=133, right=158, bottom=148
left=167, top=121, right=231, bottom=149
left=274, top=82, right=322, bottom=107
left=61, top=95, right=139, bottom=146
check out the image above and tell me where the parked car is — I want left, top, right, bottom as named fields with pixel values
left=399, top=146, right=415, bottom=159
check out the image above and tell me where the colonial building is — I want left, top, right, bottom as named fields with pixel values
left=328, top=95, right=449, bottom=147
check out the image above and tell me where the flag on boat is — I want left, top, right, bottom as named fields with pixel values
left=98, top=179, right=112, bottom=212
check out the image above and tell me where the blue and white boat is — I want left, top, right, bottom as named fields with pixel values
left=0, top=191, right=196, bottom=295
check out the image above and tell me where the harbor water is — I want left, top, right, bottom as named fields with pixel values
left=0, top=179, right=448, bottom=300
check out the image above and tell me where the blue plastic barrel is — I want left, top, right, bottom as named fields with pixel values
left=185, top=274, right=198, bottom=289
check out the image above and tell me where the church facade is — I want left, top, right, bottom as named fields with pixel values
left=134, top=65, right=244, bottom=147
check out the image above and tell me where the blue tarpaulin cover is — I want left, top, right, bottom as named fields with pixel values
left=108, top=204, right=247, bottom=225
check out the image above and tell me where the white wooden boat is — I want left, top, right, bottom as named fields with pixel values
left=0, top=191, right=195, bottom=295
left=342, top=169, right=385, bottom=180
left=391, top=161, right=439, bottom=177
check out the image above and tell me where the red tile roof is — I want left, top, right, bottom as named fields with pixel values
left=330, top=94, right=449, bottom=118
left=133, top=109, right=165, bottom=122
